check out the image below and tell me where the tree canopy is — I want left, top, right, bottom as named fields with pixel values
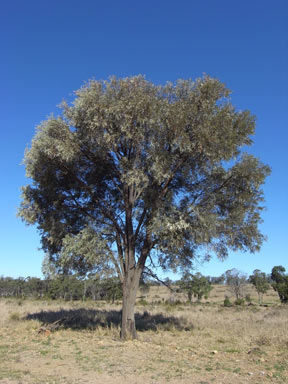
left=19, top=75, right=270, bottom=338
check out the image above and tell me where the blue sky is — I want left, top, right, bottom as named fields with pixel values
left=1, top=0, right=287, bottom=279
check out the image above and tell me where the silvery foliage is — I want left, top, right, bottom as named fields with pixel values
left=19, top=75, right=270, bottom=278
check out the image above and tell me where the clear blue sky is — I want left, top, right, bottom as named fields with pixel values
left=1, top=0, right=287, bottom=279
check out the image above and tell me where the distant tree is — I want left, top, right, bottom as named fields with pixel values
left=100, top=277, right=122, bottom=303
left=64, top=275, right=83, bottom=300
left=15, top=277, right=26, bottom=298
left=139, top=273, right=150, bottom=295
left=265, top=273, right=273, bottom=284
left=42, top=254, right=58, bottom=279
left=249, top=269, right=270, bottom=304
left=179, top=272, right=213, bottom=302
left=19, top=75, right=270, bottom=339
left=46, top=277, right=63, bottom=300
left=210, top=275, right=225, bottom=285
left=225, top=269, right=247, bottom=300
left=164, top=277, right=174, bottom=287
left=271, top=266, right=288, bottom=303
left=86, top=274, right=101, bottom=301
left=26, top=277, right=45, bottom=298
left=0, top=276, right=16, bottom=297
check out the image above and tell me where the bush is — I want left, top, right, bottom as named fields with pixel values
left=137, top=298, right=148, bottom=306
left=234, top=298, right=245, bottom=306
left=245, top=294, right=252, bottom=303
left=9, top=312, right=22, bottom=321
left=224, top=296, right=232, bottom=307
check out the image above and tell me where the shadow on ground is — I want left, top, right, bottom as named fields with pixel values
left=25, top=308, right=193, bottom=332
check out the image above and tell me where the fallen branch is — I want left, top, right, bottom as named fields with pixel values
left=38, top=317, right=68, bottom=334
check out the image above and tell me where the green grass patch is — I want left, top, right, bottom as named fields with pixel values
left=225, top=348, right=240, bottom=353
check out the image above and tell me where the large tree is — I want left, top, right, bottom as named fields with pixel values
left=19, top=75, right=270, bottom=339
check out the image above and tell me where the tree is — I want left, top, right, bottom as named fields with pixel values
left=210, top=275, right=225, bottom=285
left=225, top=269, right=247, bottom=300
left=19, top=75, right=270, bottom=339
left=271, top=266, right=288, bottom=303
left=100, top=277, right=123, bottom=303
left=179, top=272, right=213, bottom=302
left=25, top=277, right=45, bottom=298
left=249, top=269, right=270, bottom=304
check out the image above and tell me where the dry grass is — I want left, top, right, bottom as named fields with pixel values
left=0, top=285, right=287, bottom=383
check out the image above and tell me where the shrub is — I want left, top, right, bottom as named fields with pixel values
left=234, top=298, right=245, bottom=306
left=224, top=296, right=232, bottom=307
left=245, top=294, right=252, bottom=303
left=137, top=298, right=148, bottom=306
left=9, top=312, right=22, bottom=321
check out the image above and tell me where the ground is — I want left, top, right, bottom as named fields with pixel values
left=0, top=285, right=287, bottom=383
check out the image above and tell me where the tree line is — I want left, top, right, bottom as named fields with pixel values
left=1, top=265, right=287, bottom=304
left=0, top=275, right=122, bottom=302
left=178, top=267, right=281, bottom=305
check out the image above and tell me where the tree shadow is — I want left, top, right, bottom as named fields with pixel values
left=25, top=308, right=193, bottom=332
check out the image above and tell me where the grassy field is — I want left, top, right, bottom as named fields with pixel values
left=0, top=285, right=287, bottom=384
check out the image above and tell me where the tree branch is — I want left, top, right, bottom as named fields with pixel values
left=143, top=267, right=176, bottom=293
left=134, top=208, right=147, bottom=240
left=115, top=229, right=125, bottom=275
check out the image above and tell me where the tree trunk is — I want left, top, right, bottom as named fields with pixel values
left=120, top=270, right=141, bottom=340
